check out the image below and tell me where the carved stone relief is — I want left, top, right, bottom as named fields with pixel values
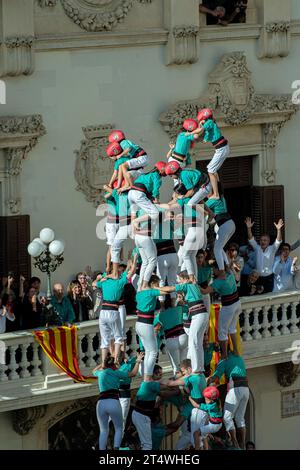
left=38, top=0, right=58, bottom=6
left=13, top=405, right=48, bottom=436
left=46, top=397, right=97, bottom=429
left=60, top=0, right=139, bottom=31
left=277, top=362, right=300, bottom=388
left=74, top=124, right=115, bottom=206
left=0, top=114, right=46, bottom=215
left=166, top=26, right=199, bottom=66
left=159, top=52, right=298, bottom=184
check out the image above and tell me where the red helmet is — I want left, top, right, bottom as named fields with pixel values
left=113, top=179, right=125, bottom=189
left=203, top=386, right=219, bottom=400
left=108, top=130, right=125, bottom=143
left=183, top=119, right=198, bottom=132
left=155, top=161, right=166, bottom=175
left=197, top=108, right=213, bottom=122
left=106, top=142, right=122, bottom=157
left=165, top=161, right=181, bottom=176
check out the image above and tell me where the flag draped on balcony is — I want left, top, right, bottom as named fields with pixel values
left=34, top=326, right=97, bottom=383
left=208, top=303, right=242, bottom=383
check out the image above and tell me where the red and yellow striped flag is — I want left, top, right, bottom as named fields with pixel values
left=34, top=326, right=96, bottom=383
left=208, top=303, right=242, bottom=383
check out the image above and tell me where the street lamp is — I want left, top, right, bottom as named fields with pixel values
left=27, top=228, right=65, bottom=300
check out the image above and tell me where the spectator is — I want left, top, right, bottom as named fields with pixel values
left=20, top=287, right=43, bottom=330
left=199, top=0, right=247, bottom=26
left=226, top=243, right=244, bottom=288
left=245, top=270, right=264, bottom=296
left=67, top=280, right=93, bottom=323
left=51, top=283, right=75, bottom=325
left=245, top=217, right=284, bottom=293
left=199, top=1, right=227, bottom=25
left=29, top=276, right=46, bottom=301
left=0, top=294, right=15, bottom=333
left=246, top=440, right=255, bottom=450
left=239, top=243, right=256, bottom=296
left=273, top=244, right=298, bottom=293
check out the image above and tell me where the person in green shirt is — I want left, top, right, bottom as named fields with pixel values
left=204, top=188, right=236, bottom=279
left=135, top=275, right=169, bottom=381
left=92, top=354, right=142, bottom=450
left=201, top=266, right=241, bottom=359
left=208, top=351, right=249, bottom=449
left=196, top=249, right=213, bottom=315
left=203, top=331, right=220, bottom=377
left=166, top=118, right=202, bottom=168
left=97, top=260, right=136, bottom=365
left=196, top=107, right=230, bottom=199
left=161, top=272, right=209, bottom=374
left=103, top=185, right=120, bottom=274
left=189, top=385, right=223, bottom=450
left=51, top=283, right=75, bottom=325
left=132, top=364, right=178, bottom=450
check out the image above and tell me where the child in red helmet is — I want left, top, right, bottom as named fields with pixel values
left=167, top=119, right=202, bottom=170
left=189, top=385, right=223, bottom=450
left=107, top=131, right=149, bottom=192
left=192, top=108, right=230, bottom=200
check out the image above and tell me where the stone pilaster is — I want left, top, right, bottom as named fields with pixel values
left=164, top=0, right=200, bottom=66
left=0, top=0, right=35, bottom=77
left=256, top=0, right=291, bottom=59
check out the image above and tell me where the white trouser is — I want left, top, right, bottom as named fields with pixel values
left=202, top=293, right=211, bottom=318
left=99, top=310, right=123, bottom=349
left=177, top=245, right=184, bottom=270
left=136, top=321, right=158, bottom=376
left=214, top=220, right=236, bottom=270
left=131, top=273, right=139, bottom=290
left=157, top=253, right=178, bottom=299
left=188, top=312, right=209, bottom=373
left=191, top=409, right=222, bottom=442
left=127, top=154, right=149, bottom=170
left=166, top=334, right=188, bottom=375
left=219, top=300, right=241, bottom=341
left=223, top=386, right=249, bottom=431
left=106, top=223, right=119, bottom=246
left=96, top=399, right=123, bottom=450
left=111, top=224, right=132, bottom=264
left=135, top=234, right=157, bottom=284
left=118, top=304, right=127, bottom=341
left=207, top=144, right=230, bottom=174
left=181, top=227, right=204, bottom=275
left=128, top=190, right=159, bottom=220
left=132, top=410, right=152, bottom=450
left=119, top=397, right=131, bottom=431
left=183, top=326, right=191, bottom=359
left=176, top=421, right=191, bottom=450
left=188, top=182, right=212, bottom=206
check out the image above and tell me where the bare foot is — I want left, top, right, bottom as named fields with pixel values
left=208, top=193, right=220, bottom=200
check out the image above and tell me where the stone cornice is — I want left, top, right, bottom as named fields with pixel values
left=35, top=28, right=168, bottom=51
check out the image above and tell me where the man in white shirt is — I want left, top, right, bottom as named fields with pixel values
left=273, top=244, right=298, bottom=292
left=245, top=217, right=284, bottom=293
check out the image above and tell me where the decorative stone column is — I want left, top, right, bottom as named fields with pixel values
left=164, top=0, right=200, bottom=66
left=0, top=0, right=35, bottom=77
left=256, top=0, right=291, bottom=59
left=0, top=115, right=46, bottom=215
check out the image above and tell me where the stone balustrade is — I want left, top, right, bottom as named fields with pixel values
left=0, top=291, right=299, bottom=411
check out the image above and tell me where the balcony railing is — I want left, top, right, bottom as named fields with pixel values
left=0, top=290, right=299, bottom=412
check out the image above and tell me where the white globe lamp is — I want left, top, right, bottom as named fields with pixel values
left=39, top=227, right=55, bottom=244
left=27, top=241, right=44, bottom=258
left=49, top=239, right=65, bottom=257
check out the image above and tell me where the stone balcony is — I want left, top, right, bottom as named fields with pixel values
left=0, top=291, right=299, bottom=413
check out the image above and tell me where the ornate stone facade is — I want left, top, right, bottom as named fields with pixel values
left=166, top=26, right=199, bottom=65
left=0, top=114, right=46, bottom=215
left=277, top=362, right=300, bottom=387
left=0, top=36, right=35, bottom=78
left=74, top=124, right=115, bottom=206
left=13, top=405, right=48, bottom=436
left=61, top=0, right=138, bottom=32
left=159, top=52, right=298, bottom=185
left=46, top=397, right=97, bottom=429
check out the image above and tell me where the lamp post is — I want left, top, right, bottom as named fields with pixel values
left=27, top=228, right=65, bottom=300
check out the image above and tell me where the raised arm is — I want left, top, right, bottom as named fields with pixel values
left=127, top=353, right=144, bottom=377
left=245, top=217, right=255, bottom=241
left=274, top=219, right=284, bottom=243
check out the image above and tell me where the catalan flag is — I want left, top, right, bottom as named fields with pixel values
left=208, top=303, right=242, bottom=382
left=34, top=326, right=96, bottom=383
